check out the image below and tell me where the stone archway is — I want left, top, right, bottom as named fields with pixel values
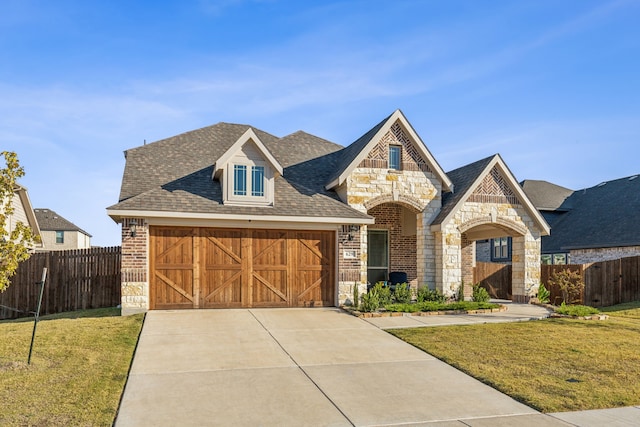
left=435, top=213, right=541, bottom=303
left=459, top=217, right=537, bottom=302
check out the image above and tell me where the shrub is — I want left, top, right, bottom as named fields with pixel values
left=549, top=269, right=584, bottom=304
left=537, top=283, right=550, bottom=304
left=555, top=303, right=600, bottom=317
left=393, top=283, right=412, bottom=304
left=472, top=283, right=490, bottom=303
left=373, top=281, right=392, bottom=306
left=417, top=286, right=446, bottom=303
left=360, top=291, right=379, bottom=312
left=352, top=282, right=359, bottom=310
left=458, top=280, right=466, bottom=301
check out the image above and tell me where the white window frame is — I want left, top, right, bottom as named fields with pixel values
left=225, top=160, right=272, bottom=206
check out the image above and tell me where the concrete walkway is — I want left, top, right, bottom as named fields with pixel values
left=116, top=307, right=574, bottom=426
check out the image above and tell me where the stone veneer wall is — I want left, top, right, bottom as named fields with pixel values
left=570, top=246, right=640, bottom=264
left=436, top=202, right=541, bottom=301
left=120, top=218, right=149, bottom=315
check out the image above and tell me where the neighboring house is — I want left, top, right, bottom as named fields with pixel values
left=108, top=110, right=549, bottom=314
left=2, top=184, right=41, bottom=250
left=34, top=208, right=91, bottom=251
left=522, top=176, right=640, bottom=264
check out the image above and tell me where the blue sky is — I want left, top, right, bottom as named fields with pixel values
left=2, top=0, right=639, bottom=247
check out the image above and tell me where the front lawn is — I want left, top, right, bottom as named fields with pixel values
left=390, top=301, right=640, bottom=413
left=0, top=308, right=144, bottom=426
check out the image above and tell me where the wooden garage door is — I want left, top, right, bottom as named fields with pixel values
left=150, top=227, right=335, bottom=309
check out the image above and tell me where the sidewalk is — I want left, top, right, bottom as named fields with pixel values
left=363, top=301, right=640, bottom=427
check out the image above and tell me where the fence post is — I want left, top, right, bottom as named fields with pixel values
left=28, top=267, right=48, bottom=365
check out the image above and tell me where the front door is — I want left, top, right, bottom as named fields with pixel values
left=367, top=229, right=388, bottom=285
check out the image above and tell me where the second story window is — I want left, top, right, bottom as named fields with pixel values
left=55, top=230, right=64, bottom=244
left=389, top=145, right=401, bottom=170
left=251, top=166, right=264, bottom=196
left=233, top=165, right=247, bottom=196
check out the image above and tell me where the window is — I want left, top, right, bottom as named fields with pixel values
left=233, top=165, right=247, bottom=196
left=389, top=145, right=401, bottom=170
left=55, top=230, right=64, bottom=244
left=491, top=237, right=511, bottom=261
left=251, top=166, right=264, bottom=196
left=229, top=162, right=268, bottom=204
left=541, top=254, right=552, bottom=265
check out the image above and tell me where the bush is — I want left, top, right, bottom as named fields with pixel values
left=549, top=269, right=584, bottom=304
left=537, top=283, right=550, bottom=304
left=458, top=280, right=466, bottom=301
left=417, top=286, right=446, bottom=303
left=472, top=283, right=490, bottom=303
left=393, top=283, right=412, bottom=304
left=360, top=291, right=379, bottom=312
left=352, top=282, right=359, bottom=309
left=373, top=281, right=392, bottom=306
left=555, top=303, right=600, bottom=317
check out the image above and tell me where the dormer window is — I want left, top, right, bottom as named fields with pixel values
left=213, top=128, right=283, bottom=207
left=232, top=164, right=265, bottom=198
left=225, top=161, right=271, bottom=205
left=389, top=145, right=401, bottom=170
left=233, top=165, right=247, bottom=195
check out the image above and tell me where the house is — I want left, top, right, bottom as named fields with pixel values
left=2, top=184, right=41, bottom=249
left=107, top=110, right=549, bottom=315
left=521, top=176, right=640, bottom=264
left=34, top=208, right=91, bottom=250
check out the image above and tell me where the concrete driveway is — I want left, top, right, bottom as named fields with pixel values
left=115, top=308, right=569, bottom=426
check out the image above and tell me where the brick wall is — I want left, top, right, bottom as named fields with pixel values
left=368, top=203, right=417, bottom=286
left=121, top=218, right=149, bottom=314
left=570, top=246, right=640, bottom=264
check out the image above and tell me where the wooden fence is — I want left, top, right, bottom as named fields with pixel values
left=0, top=246, right=121, bottom=320
left=474, top=255, right=640, bottom=307
left=473, top=262, right=512, bottom=299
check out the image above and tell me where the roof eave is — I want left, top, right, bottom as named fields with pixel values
left=106, top=208, right=375, bottom=225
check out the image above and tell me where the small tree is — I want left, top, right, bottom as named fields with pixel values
left=0, top=151, right=38, bottom=292
left=548, top=269, right=584, bottom=304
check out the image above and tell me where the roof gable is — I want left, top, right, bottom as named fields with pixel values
left=325, top=110, right=452, bottom=191
left=432, top=155, right=550, bottom=235
left=213, top=128, right=283, bottom=180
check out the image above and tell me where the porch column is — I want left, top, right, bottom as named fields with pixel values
left=460, top=233, right=475, bottom=298
left=434, top=228, right=462, bottom=298
left=511, top=233, right=542, bottom=303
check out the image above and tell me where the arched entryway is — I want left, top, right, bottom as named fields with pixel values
left=459, top=217, right=530, bottom=301
left=366, top=201, right=421, bottom=287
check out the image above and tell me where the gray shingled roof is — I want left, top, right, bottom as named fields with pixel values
left=110, top=122, right=372, bottom=221
left=431, top=155, right=497, bottom=226
left=34, top=208, right=92, bottom=237
left=539, top=175, right=640, bottom=252
left=521, top=180, right=574, bottom=211
left=325, top=113, right=391, bottom=186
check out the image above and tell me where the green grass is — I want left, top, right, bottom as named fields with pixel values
left=0, top=308, right=144, bottom=426
left=390, top=301, right=640, bottom=413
